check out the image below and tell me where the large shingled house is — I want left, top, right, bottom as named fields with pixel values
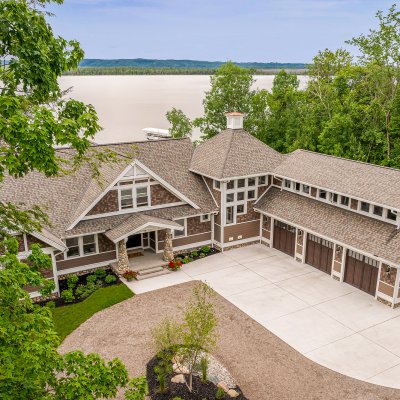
left=3, top=113, right=400, bottom=307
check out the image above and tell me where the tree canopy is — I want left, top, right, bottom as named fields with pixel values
left=170, top=4, right=400, bottom=168
left=0, top=1, right=133, bottom=398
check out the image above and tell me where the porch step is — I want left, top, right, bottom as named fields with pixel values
left=136, top=268, right=171, bottom=280
left=131, top=264, right=166, bottom=273
left=138, top=266, right=165, bottom=275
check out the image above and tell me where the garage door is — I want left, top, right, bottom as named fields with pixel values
left=305, top=234, right=334, bottom=274
left=344, top=250, right=379, bottom=296
left=273, top=220, right=296, bottom=257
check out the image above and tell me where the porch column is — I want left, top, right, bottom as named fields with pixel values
left=163, top=230, right=174, bottom=262
left=117, top=239, right=129, bottom=274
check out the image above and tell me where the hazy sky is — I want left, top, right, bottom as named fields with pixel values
left=48, top=0, right=394, bottom=63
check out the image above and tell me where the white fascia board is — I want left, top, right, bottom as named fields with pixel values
left=31, top=231, right=67, bottom=252
left=112, top=221, right=184, bottom=243
left=135, top=160, right=199, bottom=210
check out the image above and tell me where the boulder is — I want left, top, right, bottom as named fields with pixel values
left=172, top=363, right=189, bottom=374
left=217, top=381, right=230, bottom=393
left=171, top=374, right=186, bottom=384
left=227, top=389, right=240, bottom=398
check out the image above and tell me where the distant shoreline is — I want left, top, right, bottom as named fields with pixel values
left=63, top=67, right=308, bottom=76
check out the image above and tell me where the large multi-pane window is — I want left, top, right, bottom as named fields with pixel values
left=66, top=234, right=98, bottom=258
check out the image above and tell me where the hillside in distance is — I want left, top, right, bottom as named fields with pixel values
left=79, top=58, right=306, bottom=69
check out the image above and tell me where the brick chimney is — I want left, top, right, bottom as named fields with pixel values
left=226, top=112, right=245, bottom=130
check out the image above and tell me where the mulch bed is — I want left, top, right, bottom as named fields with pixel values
left=146, top=354, right=248, bottom=400
left=38, top=268, right=120, bottom=308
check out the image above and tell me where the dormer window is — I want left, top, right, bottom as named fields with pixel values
left=341, top=196, right=349, bottom=207
left=119, top=185, right=149, bottom=210
left=360, top=201, right=370, bottom=213
left=387, top=210, right=397, bottom=221
left=373, top=205, right=383, bottom=217
left=136, top=187, right=149, bottom=207
left=319, top=189, right=327, bottom=200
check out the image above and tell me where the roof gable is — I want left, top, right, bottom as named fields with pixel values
left=190, top=129, right=284, bottom=179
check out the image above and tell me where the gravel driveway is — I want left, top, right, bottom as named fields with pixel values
left=59, top=281, right=400, bottom=400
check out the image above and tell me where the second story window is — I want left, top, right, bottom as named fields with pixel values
left=360, top=201, right=370, bottom=213
left=120, top=189, right=134, bottom=209
left=387, top=209, right=397, bottom=221
left=136, top=187, right=148, bottom=207
left=173, top=219, right=186, bottom=238
left=341, top=196, right=349, bottom=207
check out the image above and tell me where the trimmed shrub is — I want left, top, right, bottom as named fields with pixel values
left=86, top=274, right=98, bottom=285
left=45, top=300, right=55, bottom=309
left=200, top=245, right=210, bottom=254
left=190, top=251, right=199, bottom=258
left=66, top=274, right=78, bottom=290
left=61, top=289, right=75, bottom=303
left=105, top=274, right=117, bottom=284
left=94, top=268, right=107, bottom=279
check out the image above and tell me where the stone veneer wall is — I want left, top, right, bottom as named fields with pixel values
left=87, top=190, right=119, bottom=215
left=150, top=184, right=181, bottom=205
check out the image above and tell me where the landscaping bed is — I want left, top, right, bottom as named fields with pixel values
left=169, top=245, right=219, bottom=271
left=43, top=267, right=120, bottom=307
left=146, top=354, right=248, bottom=400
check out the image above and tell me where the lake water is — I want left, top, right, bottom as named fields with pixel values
left=59, top=75, right=308, bottom=143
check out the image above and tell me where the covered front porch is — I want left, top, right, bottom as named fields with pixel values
left=104, top=213, right=184, bottom=275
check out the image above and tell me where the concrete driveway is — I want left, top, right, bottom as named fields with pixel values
left=125, top=244, right=400, bottom=389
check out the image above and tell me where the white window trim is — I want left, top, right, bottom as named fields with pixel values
left=173, top=218, right=187, bottom=239
left=200, top=214, right=210, bottom=222
left=65, top=234, right=99, bottom=259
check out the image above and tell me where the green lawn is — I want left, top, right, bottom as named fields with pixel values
left=52, top=284, right=134, bottom=341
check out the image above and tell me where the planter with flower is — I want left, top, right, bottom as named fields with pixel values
left=123, top=270, right=138, bottom=282
left=168, top=259, right=182, bottom=271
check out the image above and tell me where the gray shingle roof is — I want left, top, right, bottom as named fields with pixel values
left=255, top=187, right=400, bottom=265
left=0, top=139, right=217, bottom=240
left=190, top=129, right=284, bottom=179
left=273, top=150, right=400, bottom=211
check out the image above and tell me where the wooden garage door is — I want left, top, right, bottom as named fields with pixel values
left=273, top=220, right=296, bottom=257
left=344, top=250, right=379, bottom=296
left=305, top=234, right=334, bottom=274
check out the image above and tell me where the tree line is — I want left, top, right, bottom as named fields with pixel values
left=168, top=5, right=400, bottom=169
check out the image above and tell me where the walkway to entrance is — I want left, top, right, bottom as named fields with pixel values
left=123, top=244, right=400, bottom=389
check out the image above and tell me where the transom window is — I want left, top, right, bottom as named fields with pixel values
left=360, top=201, right=370, bottom=213
left=387, top=209, right=397, bottom=221
left=66, top=234, right=98, bottom=258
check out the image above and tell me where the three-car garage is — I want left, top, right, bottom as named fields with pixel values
left=271, top=218, right=380, bottom=297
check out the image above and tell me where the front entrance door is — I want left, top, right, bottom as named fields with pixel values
left=273, top=220, right=296, bottom=257
left=126, top=234, right=142, bottom=249
left=344, top=250, right=379, bottom=296
left=305, top=234, right=334, bottom=274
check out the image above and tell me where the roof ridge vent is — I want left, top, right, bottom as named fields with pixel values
left=225, top=112, right=245, bottom=130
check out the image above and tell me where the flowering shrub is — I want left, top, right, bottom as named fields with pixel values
left=168, top=260, right=182, bottom=271
left=123, top=270, right=138, bottom=281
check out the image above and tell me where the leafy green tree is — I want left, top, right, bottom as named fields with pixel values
left=0, top=1, right=131, bottom=398
left=0, top=237, right=129, bottom=399
left=151, top=283, right=217, bottom=393
left=166, top=107, right=192, bottom=138
left=194, top=61, right=255, bottom=139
